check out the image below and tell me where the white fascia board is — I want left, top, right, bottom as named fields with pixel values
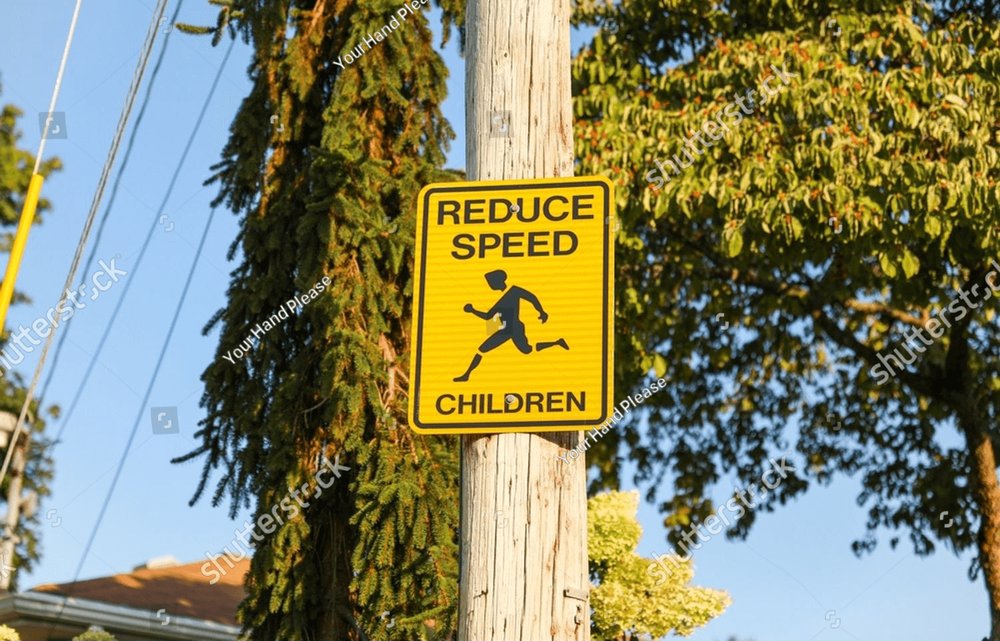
left=0, top=592, right=241, bottom=641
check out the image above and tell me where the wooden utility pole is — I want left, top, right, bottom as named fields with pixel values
left=459, top=1, right=589, bottom=639
left=0, top=412, right=28, bottom=592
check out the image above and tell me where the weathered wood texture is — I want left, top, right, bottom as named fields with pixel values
left=459, top=0, right=588, bottom=639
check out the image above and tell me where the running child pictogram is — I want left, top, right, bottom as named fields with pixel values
left=454, top=269, right=569, bottom=382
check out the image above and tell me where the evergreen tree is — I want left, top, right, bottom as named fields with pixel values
left=0, top=88, right=59, bottom=590
left=173, top=2, right=463, bottom=639
left=573, top=0, right=1000, bottom=634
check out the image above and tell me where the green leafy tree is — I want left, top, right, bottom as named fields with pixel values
left=71, top=627, right=116, bottom=641
left=573, top=0, right=1000, bottom=636
left=589, top=490, right=729, bottom=640
left=173, top=2, right=463, bottom=640
left=0, top=88, right=59, bottom=590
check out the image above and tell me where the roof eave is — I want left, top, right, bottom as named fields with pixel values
left=0, top=592, right=240, bottom=641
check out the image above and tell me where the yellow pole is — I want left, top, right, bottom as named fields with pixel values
left=0, top=173, right=45, bottom=331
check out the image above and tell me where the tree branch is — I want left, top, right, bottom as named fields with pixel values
left=842, top=299, right=928, bottom=329
left=666, top=228, right=940, bottom=399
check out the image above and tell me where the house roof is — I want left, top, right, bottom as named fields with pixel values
left=0, top=591, right=241, bottom=641
left=30, top=557, right=249, bottom=627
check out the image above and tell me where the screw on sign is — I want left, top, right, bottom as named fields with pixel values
left=408, top=176, right=615, bottom=434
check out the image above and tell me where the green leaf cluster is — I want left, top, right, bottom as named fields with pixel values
left=573, top=0, right=1000, bottom=605
left=71, top=628, right=116, bottom=641
left=0, top=102, right=60, bottom=227
left=0, top=86, right=58, bottom=591
left=588, top=491, right=729, bottom=640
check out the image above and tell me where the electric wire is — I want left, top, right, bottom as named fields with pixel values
left=52, top=25, right=232, bottom=444
left=32, top=0, right=83, bottom=175
left=46, top=47, right=236, bottom=633
left=37, top=0, right=188, bottom=414
left=0, top=0, right=171, bottom=491
left=68, top=200, right=222, bottom=586
left=67, top=39, right=235, bottom=589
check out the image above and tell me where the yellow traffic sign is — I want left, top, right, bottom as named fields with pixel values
left=409, top=176, right=615, bottom=433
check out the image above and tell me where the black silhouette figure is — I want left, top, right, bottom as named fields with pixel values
left=454, top=269, right=569, bottom=382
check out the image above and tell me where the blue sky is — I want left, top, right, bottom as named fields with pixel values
left=0, top=1, right=985, bottom=640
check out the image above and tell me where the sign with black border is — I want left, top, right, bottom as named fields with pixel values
left=409, top=176, right=614, bottom=434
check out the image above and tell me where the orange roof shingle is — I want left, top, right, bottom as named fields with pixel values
left=31, top=558, right=249, bottom=626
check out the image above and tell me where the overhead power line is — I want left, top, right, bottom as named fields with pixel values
left=0, top=0, right=82, bottom=330
left=31, top=0, right=83, bottom=176
left=66, top=36, right=236, bottom=591
left=38, top=0, right=189, bottom=413
left=0, top=0, right=172, bottom=491
left=53, top=12, right=233, bottom=442
left=70, top=201, right=224, bottom=586
left=0, top=0, right=83, bottom=334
